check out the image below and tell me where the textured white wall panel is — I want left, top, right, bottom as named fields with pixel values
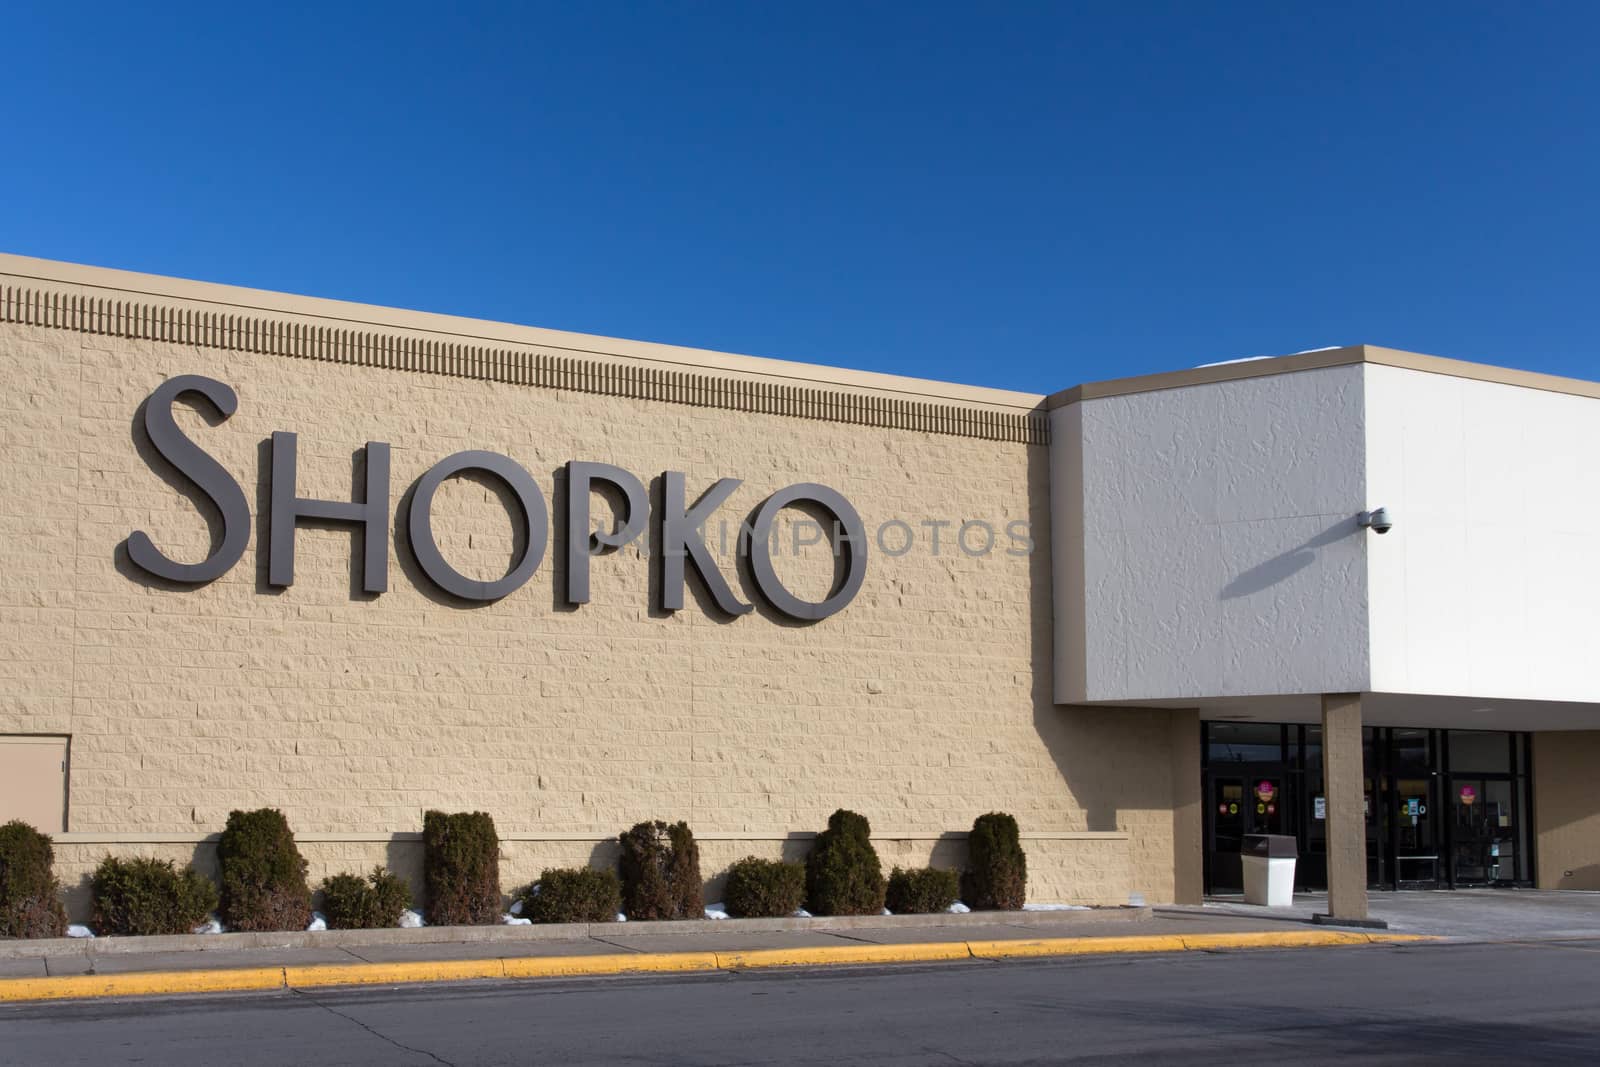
left=1053, top=365, right=1371, bottom=702
left=1364, top=363, right=1600, bottom=703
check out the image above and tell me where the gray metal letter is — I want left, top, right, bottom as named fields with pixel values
left=746, top=483, right=868, bottom=622
left=660, top=472, right=752, bottom=615
left=268, top=432, right=391, bottom=593
left=128, top=375, right=251, bottom=584
left=564, top=461, right=647, bottom=605
left=409, top=451, right=548, bottom=601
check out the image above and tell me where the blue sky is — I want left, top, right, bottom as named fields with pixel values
left=3, top=2, right=1596, bottom=393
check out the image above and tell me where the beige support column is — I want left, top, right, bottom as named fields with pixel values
left=1532, top=731, right=1600, bottom=890
left=1321, top=693, right=1368, bottom=921
left=1170, top=709, right=1204, bottom=905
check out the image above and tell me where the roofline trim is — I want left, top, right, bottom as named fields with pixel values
left=0, top=253, right=1050, bottom=445
left=1045, top=344, right=1600, bottom=408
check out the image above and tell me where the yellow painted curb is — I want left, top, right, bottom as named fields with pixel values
left=501, top=952, right=721, bottom=979
left=0, top=930, right=1436, bottom=1003
left=287, top=959, right=507, bottom=989
left=0, top=965, right=286, bottom=1002
left=1190, top=931, right=1435, bottom=950
left=715, top=942, right=972, bottom=970
left=967, top=935, right=1187, bottom=959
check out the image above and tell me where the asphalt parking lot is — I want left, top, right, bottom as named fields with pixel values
left=5, top=938, right=1599, bottom=1065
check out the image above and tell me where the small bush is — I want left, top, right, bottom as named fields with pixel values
left=805, top=809, right=886, bottom=916
left=216, top=808, right=312, bottom=932
left=423, top=810, right=501, bottom=926
left=320, top=867, right=412, bottom=930
left=91, top=856, right=217, bottom=936
left=618, top=821, right=703, bottom=921
left=886, top=866, right=960, bottom=915
left=962, top=812, right=1027, bottom=910
left=516, top=867, right=621, bottom=924
left=0, top=821, right=67, bottom=939
left=723, top=857, right=806, bottom=919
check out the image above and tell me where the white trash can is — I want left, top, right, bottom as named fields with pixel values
left=1241, top=834, right=1297, bottom=907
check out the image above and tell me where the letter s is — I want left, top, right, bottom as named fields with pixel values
left=126, top=375, right=250, bottom=584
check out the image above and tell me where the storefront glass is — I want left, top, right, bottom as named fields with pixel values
left=1201, top=723, right=1534, bottom=894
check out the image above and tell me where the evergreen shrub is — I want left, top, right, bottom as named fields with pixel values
left=805, top=809, right=886, bottom=916
left=885, top=866, right=960, bottom=914
left=423, top=810, right=502, bottom=926
left=962, top=812, right=1027, bottom=910
left=617, top=821, right=703, bottom=920
left=320, top=867, right=412, bottom=930
left=0, top=821, right=67, bottom=939
left=516, top=867, right=621, bottom=924
left=722, top=857, right=806, bottom=918
left=91, top=856, right=217, bottom=936
left=217, top=808, right=312, bottom=932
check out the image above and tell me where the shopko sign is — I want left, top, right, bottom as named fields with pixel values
left=125, top=375, right=866, bottom=621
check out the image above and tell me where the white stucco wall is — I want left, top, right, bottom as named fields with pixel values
left=1052, top=365, right=1371, bottom=703
left=1364, top=363, right=1600, bottom=704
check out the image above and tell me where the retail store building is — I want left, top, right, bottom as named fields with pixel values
left=1, top=254, right=1596, bottom=920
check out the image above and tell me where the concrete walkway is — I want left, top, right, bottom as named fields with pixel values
left=1173, top=887, right=1600, bottom=940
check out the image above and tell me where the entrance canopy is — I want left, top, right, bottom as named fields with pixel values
left=1047, top=345, right=1600, bottom=727
left=1098, top=692, right=1600, bottom=734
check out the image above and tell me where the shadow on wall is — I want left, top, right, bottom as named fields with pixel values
left=587, top=837, right=623, bottom=872
left=1220, top=517, right=1357, bottom=600
left=1555, top=864, right=1600, bottom=890
left=1026, top=441, right=1179, bottom=837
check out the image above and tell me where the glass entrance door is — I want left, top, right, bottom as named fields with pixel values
left=1388, top=773, right=1440, bottom=886
left=1201, top=722, right=1535, bottom=894
left=1451, top=777, right=1517, bottom=885
left=1207, top=769, right=1287, bottom=891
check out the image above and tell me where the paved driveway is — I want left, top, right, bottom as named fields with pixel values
left=4, top=940, right=1598, bottom=1064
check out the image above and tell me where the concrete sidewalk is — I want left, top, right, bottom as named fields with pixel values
left=0, top=907, right=1425, bottom=1002
left=1169, top=887, right=1600, bottom=940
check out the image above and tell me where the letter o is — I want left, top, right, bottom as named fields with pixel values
left=408, top=451, right=548, bottom=601
left=746, top=483, right=868, bottom=621
left=875, top=519, right=914, bottom=558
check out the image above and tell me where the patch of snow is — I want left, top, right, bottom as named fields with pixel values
left=947, top=901, right=971, bottom=914
left=881, top=908, right=892, bottom=916
left=1196, top=346, right=1342, bottom=369
left=66, top=924, right=95, bottom=939
left=704, top=903, right=730, bottom=920
left=1021, top=903, right=1090, bottom=912
left=1194, top=356, right=1274, bottom=368
left=502, top=914, right=532, bottom=926
left=791, top=908, right=812, bottom=919
left=306, top=912, right=327, bottom=932
left=509, top=899, right=524, bottom=916
left=615, top=913, right=628, bottom=923
left=193, top=917, right=224, bottom=935
left=399, top=909, right=425, bottom=928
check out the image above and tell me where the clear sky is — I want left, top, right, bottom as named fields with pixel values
left=3, top=2, right=1596, bottom=393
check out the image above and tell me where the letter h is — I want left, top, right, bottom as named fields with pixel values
left=268, top=432, right=391, bottom=593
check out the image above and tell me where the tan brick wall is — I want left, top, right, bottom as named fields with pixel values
left=1, top=315, right=1182, bottom=919
left=1534, top=731, right=1600, bottom=890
